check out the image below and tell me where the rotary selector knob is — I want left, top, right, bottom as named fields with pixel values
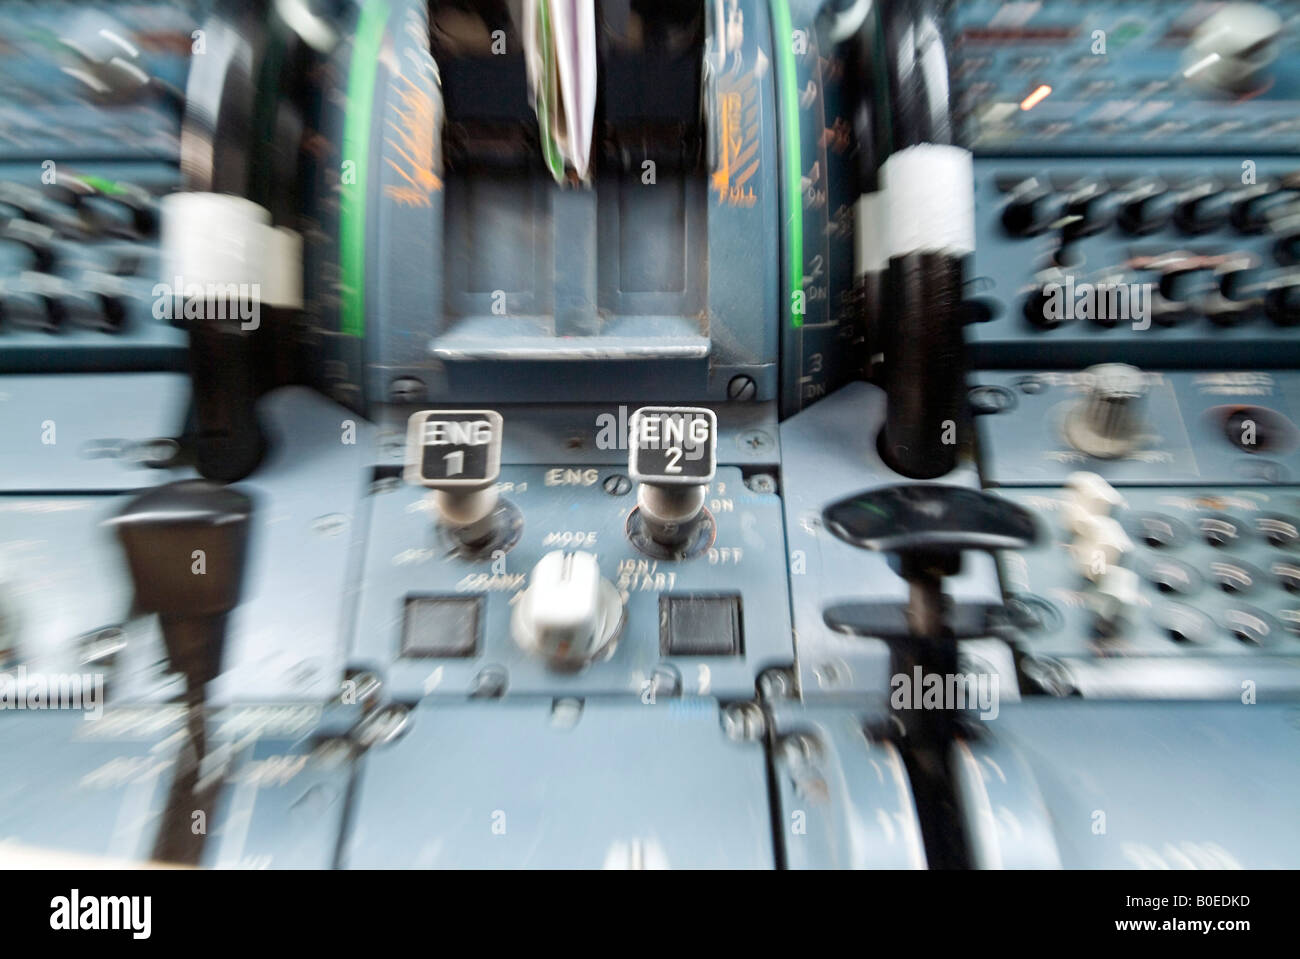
left=1265, top=274, right=1300, bottom=327
left=1060, top=179, right=1114, bottom=240
left=511, top=550, right=624, bottom=669
left=1064, top=364, right=1149, bottom=459
left=1173, top=180, right=1230, bottom=235
left=0, top=219, right=57, bottom=272
left=1116, top=179, right=1175, bottom=235
left=1023, top=268, right=1071, bottom=330
left=1230, top=182, right=1295, bottom=234
left=1000, top=177, right=1057, bottom=237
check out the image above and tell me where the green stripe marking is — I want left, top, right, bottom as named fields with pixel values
left=536, top=0, right=565, bottom=181
left=340, top=0, right=390, bottom=338
left=80, top=175, right=126, bottom=197
left=772, top=0, right=804, bottom=329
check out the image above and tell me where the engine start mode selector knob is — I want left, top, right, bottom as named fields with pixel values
left=404, top=409, right=520, bottom=553
left=1064, top=364, right=1150, bottom=460
left=511, top=550, right=625, bottom=670
left=627, top=407, right=718, bottom=558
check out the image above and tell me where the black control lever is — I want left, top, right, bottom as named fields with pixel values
left=187, top=312, right=267, bottom=482
left=880, top=253, right=968, bottom=479
left=824, top=483, right=1039, bottom=641
left=871, top=0, right=971, bottom=479
left=172, top=0, right=314, bottom=482
left=824, top=483, right=1039, bottom=868
left=108, top=479, right=253, bottom=865
left=108, top=479, right=254, bottom=697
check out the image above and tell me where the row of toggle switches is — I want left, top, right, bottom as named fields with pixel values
left=1000, top=172, right=1300, bottom=241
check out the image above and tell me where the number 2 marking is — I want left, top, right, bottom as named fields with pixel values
left=665, top=447, right=682, bottom=473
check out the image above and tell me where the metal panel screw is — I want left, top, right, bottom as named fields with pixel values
left=722, top=702, right=767, bottom=741
left=470, top=665, right=509, bottom=699
left=355, top=704, right=410, bottom=748
left=389, top=377, right=426, bottom=403
left=343, top=671, right=383, bottom=708
left=649, top=664, right=682, bottom=699
left=737, top=429, right=775, bottom=453
left=968, top=385, right=1016, bottom=415
left=603, top=473, right=632, bottom=495
left=757, top=666, right=795, bottom=699
left=778, top=733, right=821, bottom=765
left=727, top=375, right=758, bottom=400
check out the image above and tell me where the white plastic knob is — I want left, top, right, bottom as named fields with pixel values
left=1184, top=3, right=1283, bottom=92
left=1064, top=471, right=1126, bottom=519
left=1092, top=565, right=1142, bottom=636
left=511, top=551, right=623, bottom=667
left=1070, top=514, right=1133, bottom=582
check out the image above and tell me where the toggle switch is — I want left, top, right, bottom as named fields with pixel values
left=404, top=409, right=506, bottom=549
left=1061, top=470, right=1126, bottom=537
left=1091, top=565, right=1141, bottom=639
left=78, top=182, right=158, bottom=239
left=1064, top=471, right=1126, bottom=520
left=628, top=406, right=717, bottom=556
left=1069, top=513, right=1133, bottom=583
left=1056, top=471, right=1138, bottom=632
left=511, top=550, right=624, bottom=668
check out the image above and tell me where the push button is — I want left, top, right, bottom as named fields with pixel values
left=401, top=596, right=483, bottom=658
left=660, top=594, right=742, bottom=656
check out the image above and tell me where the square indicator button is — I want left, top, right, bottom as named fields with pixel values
left=660, top=594, right=743, bottom=657
left=401, top=595, right=483, bottom=658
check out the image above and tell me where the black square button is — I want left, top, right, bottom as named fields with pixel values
left=660, top=594, right=743, bottom=656
left=401, top=595, right=483, bottom=658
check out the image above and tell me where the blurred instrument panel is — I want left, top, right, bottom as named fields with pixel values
left=0, top=1, right=198, bottom=370
left=0, top=0, right=1298, bottom=870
